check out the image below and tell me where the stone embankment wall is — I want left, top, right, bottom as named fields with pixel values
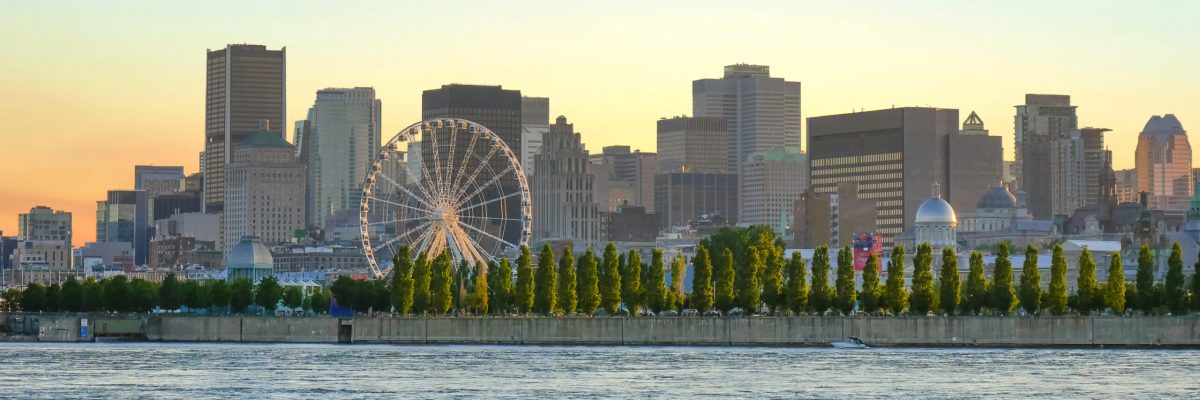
left=6, top=314, right=1198, bottom=347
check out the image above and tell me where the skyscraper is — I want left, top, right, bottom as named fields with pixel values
left=96, top=190, right=148, bottom=265
left=1079, top=127, right=1113, bottom=208
left=531, top=116, right=602, bottom=249
left=693, top=64, right=801, bottom=175
left=301, top=87, right=382, bottom=229
left=223, top=122, right=306, bottom=253
left=1136, top=114, right=1192, bottom=212
left=1014, top=94, right=1078, bottom=219
left=740, top=148, right=808, bottom=230
left=654, top=172, right=739, bottom=230
left=808, top=107, right=1001, bottom=244
left=203, top=44, right=286, bottom=214
left=134, top=165, right=184, bottom=227
left=520, top=96, right=549, bottom=176
left=656, top=116, right=728, bottom=173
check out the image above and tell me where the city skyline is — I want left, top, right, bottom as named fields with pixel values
left=2, top=1, right=1199, bottom=245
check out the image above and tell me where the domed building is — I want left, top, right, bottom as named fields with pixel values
left=225, top=236, right=275, bottom=283
left=912, top=184, right=957, bottom=249
left=959, top=183, right=1033, bottom=233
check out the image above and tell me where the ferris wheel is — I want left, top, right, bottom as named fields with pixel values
left=359, top=118, right=531, bottom=278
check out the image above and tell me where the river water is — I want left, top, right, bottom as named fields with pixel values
left=1, top=343, right=1197, bottom=399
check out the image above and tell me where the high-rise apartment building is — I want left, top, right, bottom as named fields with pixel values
left=591, top=146, right=657, bottom=212
left=740, top=148, right=808, bottom=230
left=203, top=44, right=286, bottom=214
left=135, top=165, right=184, bottom=228
left=1014, top=94, right=1078, bottom=219
left=1080, top=127, right=1113, bottom=208
left=1136, top=114, right=1192, bottom=212
left=223, top=124, right=306, bottom=253
left=808, top=107, right=1001, bottom=244
left=654, top=172, right=739, bottom=230
left=521, top=96, right=549, bottom=176
left=301, top=87, right=382, bottom=228
left=656, top=116, right=728, bottom=173
left=18, top=206, right=72, bottom=245
left=1115, top=169, right=1138, bottom=204
left=96, top=190, right=148, bottom=265
left=693, top=64, right=801, bottom=175
left=531, top=116, right=602, bottom=249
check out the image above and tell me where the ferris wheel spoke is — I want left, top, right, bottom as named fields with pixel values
left=372, top=220, right=435, bottom=254
left=427, top=123, right=447, bottom=199
left=368, top=196, right=435, bottom=216
left=448, top=127, right=481, bottom=199
left=457, top=220, right=519, bottom=250
left=457, top=190, right=522, bottom=214
left=459, top=214, right=524, bottom=223
left=451, top=143, right=501, bottom=201
left=366, top=215, right=430, bottom=226
left=376, top=168, right=435, bottom=210
left=454, top=165, right=515, bottom=208
left=456, top=225, right=492, bottom=265
left=444, top=124, right=460, bottom=196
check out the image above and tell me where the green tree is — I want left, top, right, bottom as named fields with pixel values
left=430, top=252, right=454, bottom=315
left=490, top=258, right=512, bottom=314
left=784, top=250, right=809, bottom=315
left=859, top=254, right=882, bottom=314
left=644, top=249, right=669, bottom=313
left=1018, top=245, right=1042, bottom=315
left=230, top=278, right=254, bottom=314
left=159, top=273, right=183, bottom=311
left=834, top=245, right=857, bottom=315
left=963, top=251, right=989, bottom=315
left=1192, top=266, right=1200, bottom=313
left=938, top=247, right=961, bottom=316
left=20, top=283, right=46, bottom=312
left=736, top=247, right=764, bottom=314
left=599, top=243, right=622, bottom=315
left=311, top=290, right=331, bottom=314
left=331, top=275, right=359, bottom=312
left=691, top=244, right=715, bottom=313
left=208, top=279, right=231, bottom=312
left=44, top=283, right=61, bottom=312
left=883, top=246, right=908, bottom=314
left=909, top=243, right=935, bottom=315
left=1136, top=245, right=1156, bottom=314
left=130, top=279, right=159, bottom=313
left=391, top=246, right=415, bottom=315
left=0, top=289, right=21, bottom=312
left=534, top=244, right=558, bottom=314
left=1105, top=253, right=1126, bottom=315
left=253, top=276, right=283, bottom=313
left=82, top=278, right=104, bottom=312
left=577, top=248, right=601, bottom=315
left=104, top=276, right=133, bottom=313
left=183, top=280, right=209, bottom=311
left=1165, top=242, right=1186, bottom=314
left=1046, top=244, right=1068, bottom=315
left=989, top=242, right=1018, bottom=315
left=282, top=286, right=303, bottom=311
left=412, top=252, right=432, bottom=314
left=714, top=248, right=736, bottom=314
left=515, top=245, right=536, bottom=314
left=61, top=276, right=83, bottom=312
left=761, top=245, right=785, bottom=314
left=668, top=253, right=687, bottom=312
left=622, top=250, right=643, bottom=315
left=469, top=263, right=490, bottom=315
left=809, top=246, right=833, bottom=315
left=1075, top=248, right=1099, bottom=315
left=557, top=247, right=577, bottom=314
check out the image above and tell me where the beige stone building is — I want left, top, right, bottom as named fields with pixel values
left=740, top=148, right=807, bottom=229
left=223, top=123, right=306, bottom=255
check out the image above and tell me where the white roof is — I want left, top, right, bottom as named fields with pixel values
left=1063, top=240, right=1121, bottom=253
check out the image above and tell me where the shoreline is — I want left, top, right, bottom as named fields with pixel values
left=5, top=314, right=1200, bottom=348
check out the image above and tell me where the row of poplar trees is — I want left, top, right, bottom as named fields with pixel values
left=388, top=242, right=688, bottom=316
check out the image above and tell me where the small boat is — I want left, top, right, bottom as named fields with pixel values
left=831, top=337, right=869, bottom=349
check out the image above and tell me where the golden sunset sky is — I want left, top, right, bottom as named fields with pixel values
left=1, top=0, right=1197, bottom=246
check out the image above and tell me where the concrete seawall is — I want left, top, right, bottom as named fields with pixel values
left=6, top=314, right=1198, bottom=347
left=148, top=316, right=1200, bottom=347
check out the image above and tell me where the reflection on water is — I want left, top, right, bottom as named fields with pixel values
left=1, top=343, right=1198, bottom=399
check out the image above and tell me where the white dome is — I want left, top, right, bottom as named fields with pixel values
left=915, top=196, right=957, bottom=225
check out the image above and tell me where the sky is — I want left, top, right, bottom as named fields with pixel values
left=1, top=0, right=1198, bottom=246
